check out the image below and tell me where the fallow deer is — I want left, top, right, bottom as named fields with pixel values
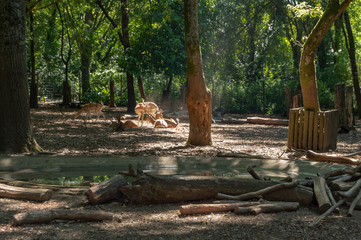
left=144, top=115, right=168, bottom=128
left=72, top=103, right=105, bottom=121
left=134, top=100, right=159, bottom=126
left=110, top=119, right=139, bottom=131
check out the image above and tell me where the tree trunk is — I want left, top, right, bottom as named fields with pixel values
left=0, top=0, right=42, bottom=153
left=299, top=0, right=353, bottom=111
left=162, top=75, right=173, bottom=104
left=137, top=75, right=146, bottom=101
left=184, top=0, right=212, bottom=146
left=95, top=0, right=136, bottom=112
left=29, top=11, right=38, bottom=108
left=343, top=11, right=361, bottom=119
left=79, top=41, right=92, bottom=98
left=109, top=80, right=116, bottom=107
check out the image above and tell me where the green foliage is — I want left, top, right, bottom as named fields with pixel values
left=26, top=0, right=358, bottom=114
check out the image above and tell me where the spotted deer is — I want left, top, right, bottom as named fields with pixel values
left=72, top=103, right=105, bottom=121
left=134, top=100, right=159, bottom=127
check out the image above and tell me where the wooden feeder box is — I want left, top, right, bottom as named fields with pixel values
left=287, top=108, right=339, bottom=152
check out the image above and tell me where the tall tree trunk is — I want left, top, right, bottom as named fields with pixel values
left=184, top=0, right=212, bottom=146
left=79, top=41, right=92, bottom=99
left=78, top=10, right=94, bottom=100
left=0, top=0, right=42, bottom=153
left=137, top=75, right=146, bottom=101
left=109, top=80, right=116, bottom=107
left=343, top=11, right=361, bottom=118
left=121, top=0, right=136, bottom=112
left=95, top=0, right=136, bottom=112
left=162, top=75, right=173, bottom=104
left=299, top=0, right=353, bottom=111
left=29, top=11, right=38, bottom=108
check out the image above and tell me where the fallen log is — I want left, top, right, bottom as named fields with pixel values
left=306, top=150, right=359, bottom=165
left=0, top=183, right=52, bottom=202
left=179, top=201, right=262, bottom=215
left=11, top=209, right=113, bottom=226
left=220, top=118, right=247, bottom=124
left=118, top=175, right=313, bottom=205
left=234, top=202, right=299, bottom=215
left=246, top=117, right=289, bottom=126
left=313, top=177, right=331, bottom=213
left=216, top=181, right=298, bottom=201
left=87, top=175, right=128, bottom=204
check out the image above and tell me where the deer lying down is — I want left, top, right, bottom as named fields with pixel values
left=72, top=103, right=105, bottom=121
left=145, top=115, right=179, bottom=129
left=134, top=100, right=159, bottom=127
left=110, top=119, right=139, bottom=131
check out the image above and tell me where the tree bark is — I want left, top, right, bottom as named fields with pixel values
left=0, top=0, right=42, bottom=153
left=87, top=175, right=128, bottom=204
left=29, top=11, right=38, bottom=108
left=0, top=183, right=52, bottom=202
left=343, top=11, right=361, bottom=119
left=299, top=0, right=353, bottom=111
left=313, top=177, right=332, bottom=213
left=11, top=209, right=113, bottom=226
left=184, top=0, right=212, bottom=146
left=179, top=201, right=262, bottom=215
left=109, top=80, right=116, bottom=107
left=137, top=75, right=146, bottom=101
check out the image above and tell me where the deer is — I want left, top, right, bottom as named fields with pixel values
left=109, top=119, right=139, bottom=131
left=72, top=103, right=105, bottom=121
left=145, top=111, right=179, bottom=129
left=134, top=100, right=159, bottom=127
left=145, top=115, right=168, bottom=128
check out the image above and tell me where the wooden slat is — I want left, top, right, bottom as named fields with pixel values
left=287, top=110, right=296, bottom=149
left=322, top=112, right=330, bottom=151
left=297, top=110, right=304, bottom=149
left=293, top=109, right=300, bottom=148
left=302, top=110, right=309, bottom=149
left=307, top=111, right=314, bottom=150
left=312, top=112, right=319, bottom=151
left=319, top=112, right=325, bottom=151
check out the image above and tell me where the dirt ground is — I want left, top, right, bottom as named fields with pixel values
left=1, top=102, right=361, bottom=240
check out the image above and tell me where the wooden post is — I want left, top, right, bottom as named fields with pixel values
left=345, top=85, right=354, bottom=128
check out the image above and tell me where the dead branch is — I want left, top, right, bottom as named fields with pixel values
left=247, top=166, right=262, bottom=180
left=234, top=202, right=299, bottom=215
left=179, top=201, right=262, bottom=215
left=0, top=183, right=52, bottom=202
left=347, top=189, right=361, bottom=217
left=344, top=151, right=361, bottom=158
left=11, top=209, right=113, bottom=226
left=338, top=179, right=361, bottom=198
left=306, top=150, right=359, bottom=165
left=311, top=199, right=345, bottom=226
left=216, top=181, right=298, bottom=201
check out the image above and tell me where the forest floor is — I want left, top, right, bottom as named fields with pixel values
left=1, top=102, right=361, bottom=239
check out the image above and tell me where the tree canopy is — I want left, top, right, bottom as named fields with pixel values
left=21, top=0, right=361, bottom=115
